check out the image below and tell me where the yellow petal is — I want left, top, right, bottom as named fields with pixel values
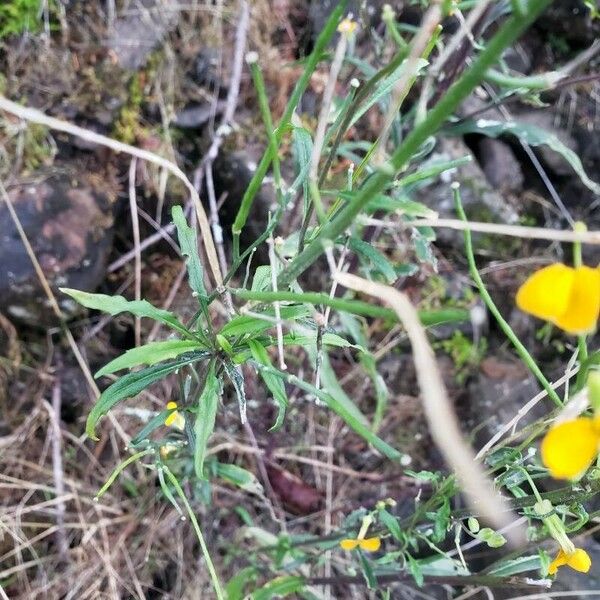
left=166, top=401, right=178, bottom=410
left=567, top=548, right=592, bottom=573
left=541, top=418, right=600, bottom=479
left=340, top=539, right=359, bottom=551
left=516, top=264, right=575, bottom=322
left=554, top=266, right=600, bottom=334
left=358, top=537, right=381, bottom=552
left=165, top=411, right=178, bottom=426
left=548, top=549, right=568, bottom=575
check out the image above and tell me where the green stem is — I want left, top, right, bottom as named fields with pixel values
left=95, top=449, right=154, bottom=499
left=455, top=188, right=562, bottom=407
left=276, top=0, right=553, bottom=289
left=230, top=288, right=469, bottom=326
left=232, top=0, right=349, bottom=240
left=484, top=67, right=561, bottom=90
left=163, top=465, right=225, bottom=600
left=248, top=58, right=282, bottom=204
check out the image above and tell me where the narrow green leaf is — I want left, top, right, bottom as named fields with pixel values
left=226, top=566, right=257, bottom=600
left=487, top=555, right=541, bottom=577
left=251, top=576, right=305, bottom=600
left=251, top=265, right=273, bottom=292
left=95, top=340, right=207, bottom=378
left=359, top=552, right=378, bottom=589
left=447, top=119, right=600, bottom=194
left=86, top=353, right=203, bottom=440
left=350, top=58, right=428, bottom=127
left=216, top=463, right=263, bottom=495
left=292, top=125, right=313, bottom=213
left=61, top=288, right=191, bottom=337
left=220, top=305, right=311, bottom=337
left=193, top=362, right=221, bottom=480
left=379, top=509, right=403, bottom=542
left=223, top=360, right=247, bottom=423
left=247, top=339, right=288, bottom=430
left=130, top=409, right=171, bottom=447
left=349, top=237, right=397, bottom=283
left=283, top=331, right=365, bottom=352
left=407, top=553, right=424, bottom=587
left=172, top=205, right=208, bottom=301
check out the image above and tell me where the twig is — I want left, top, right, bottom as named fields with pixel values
left=45, top=382, right=69, bottom=562
left=108, top=203, right=190, bottom=273
left=0, top=95, right=223, bottom=288
left=334, top=271, right=524, bottom=545
left=128, top=157, right=141, bottom=347
left=361, top=216, right=600, bottom=245
left=267, top=235, right=286, bottom=371
left=309, top=28, right=347, bottom=184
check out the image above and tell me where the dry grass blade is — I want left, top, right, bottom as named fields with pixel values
left=333, top=271, right=525, bottom=545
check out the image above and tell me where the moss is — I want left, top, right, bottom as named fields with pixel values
left=0, top=0, right=56, bottom=38
left=113, top=73, right=146, bottom=144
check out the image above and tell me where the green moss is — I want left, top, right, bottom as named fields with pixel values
left=434, top=330, right=488, bottom=384
left=0, top=0, right=56, bottom=38
left=113, top=73, right=146, bottom=144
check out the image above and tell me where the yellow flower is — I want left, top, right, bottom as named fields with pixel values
left=541, top=416, right=600, bottom=480
left=516, top=263, right=600, bottom=334
left=165, top=401, right=185, bottom=431
left=337, top=17, right=358, bottom=35
left=339, top=537, right=381, bottom=552
left=548, top=548, right=592, bottom=575
left=339, top=514, right=381, bottom=552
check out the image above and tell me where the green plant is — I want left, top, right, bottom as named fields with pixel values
left=56, top=0, right=600, bottom=596
left=0, top=0, right=55, bottom=37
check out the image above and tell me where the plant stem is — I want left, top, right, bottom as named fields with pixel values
left=163, top=465, right=225, bottom=600
left=95, top=449, right=154, bottom=499
left=232, top=0, right=349, bottom=244
left=230, top=288, right=469, bottom=326
left=455, top=188, right=563, bottom=407
left=276, top=0, right=553, bottom=289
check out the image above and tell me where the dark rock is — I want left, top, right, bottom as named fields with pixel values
left=537, top=0, right=600, bottom=47
left=193, top=48, right=222, bottom=88
left=414, top=137, right=520, bottom=249
left=478, top=137, right=524, bottom=193
left=0, top=170, right=115, bottom=326
left=467, top=356, right=544, bottom=449
left=210, top=149, right=275, bottom=263
left=108, top=0, right=179, bottom=71
left=173, top=101, right=225, bottom=129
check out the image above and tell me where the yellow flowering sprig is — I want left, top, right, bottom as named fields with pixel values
left=165, top=401, right=186, bottom=431
left=340, top=514, right=381, bottom=552
left=534, top=499, right=591, bottom=575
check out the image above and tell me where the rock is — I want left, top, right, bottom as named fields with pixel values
left=414, top=136, right=520, bottom=249
left=466, top=357, right=545, bottom=452
left=108, top=0, right=180, bottom=71
left=536, top=0, right=600, bottom=47
left=210, top=149, right=275, bottom=264
left=477, top=137, right=524, bottom=193
left=173, top=101, right=225, bottom=129
left=0, top=169, right=115, bottom=326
